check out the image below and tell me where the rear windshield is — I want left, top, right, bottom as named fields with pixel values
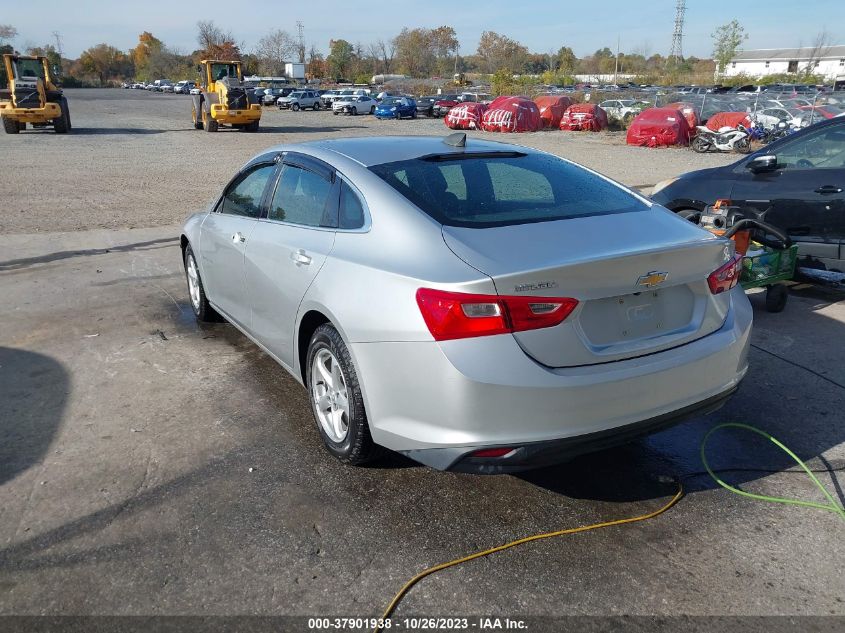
left=368, top=152, right=647, bottom=228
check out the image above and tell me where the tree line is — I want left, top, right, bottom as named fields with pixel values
left=4, top=19, right=795, bottom=88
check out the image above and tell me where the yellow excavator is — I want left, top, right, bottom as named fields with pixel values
left=0, top=53, right=71, bottom=134
left=191, top=59, right=261, bottom=132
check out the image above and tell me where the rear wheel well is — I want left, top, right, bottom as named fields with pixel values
left=298, top=310, right=330, bottom=382
left=180, top=235, right=188, bottom=260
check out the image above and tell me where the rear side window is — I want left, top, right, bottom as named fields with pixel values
left=369, top=153, right=646, bottom=228
left=220, top=164, right=276, bottom=218
left=339, top=180, right=365, bottom=230
left=269, top=165, right=334, bottom=227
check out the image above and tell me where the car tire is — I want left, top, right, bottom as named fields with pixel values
left=412, top=110, right=417, bottom=119
left=184, top=245, right=221, bottom=323
left=2, top=116, right=19, bottom=134
left=306, top=324, right=381, bottom=465
left=292, top=103, right=300, bottom=111
left=351, top=107, right=357, bottom=115
left=370, top=106, right=376, bottom=114
left=333, top=110, right=338, bottom=116
left=313, top=101, right=320, bottom=110
left=765, top=284, right=789, bottom=313
left=245, top=119, right=259, bottom=132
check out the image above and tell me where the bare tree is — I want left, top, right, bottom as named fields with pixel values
left=255, top=29, right=296, bottom=76
left=377, top=39, right=395, bottom=74
left=196, top=20, right=235, bottom=54
left=802, top=30, right=831, bottom=77
left=0, top=24, right=17, bottom=45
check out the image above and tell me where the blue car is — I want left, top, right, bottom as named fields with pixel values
left=375, top=96, right=417, bottom=119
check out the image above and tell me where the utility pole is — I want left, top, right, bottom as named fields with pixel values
left=668, top=0, right=686, bottom=65
left=296, top=21, right=305, bottom=64
left=52, top=31, right=63, bottom=58
left=614, top=34, right=620, bottom=85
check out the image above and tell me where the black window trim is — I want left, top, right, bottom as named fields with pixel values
left=213, top=159, right=279, bottom=218
left=262, top=154, right=340, bottom=230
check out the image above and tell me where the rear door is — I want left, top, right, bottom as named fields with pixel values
left=199, top=162, right=277, bottom=327
left=244, top=154, right=338, bottom=367
left=729, top=122, right=845, bottom=268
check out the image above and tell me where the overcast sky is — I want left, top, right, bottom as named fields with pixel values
left=5, top=0, right=844, bottom=59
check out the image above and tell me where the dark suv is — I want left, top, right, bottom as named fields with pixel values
left=651, top=117, right=845, bottom=272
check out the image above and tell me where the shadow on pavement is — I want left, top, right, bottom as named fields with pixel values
left=64, top=128, right=195, bottom=135
left=0, top=348, right=68, bottom=486
left=0, top=237, right=178, bottom=272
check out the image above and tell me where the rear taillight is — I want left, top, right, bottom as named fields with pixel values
left=470, top=447, right=517, bottom=458
left=707, top=254, right=743, bottom=294
left=415, top=288, right=578, bottom=341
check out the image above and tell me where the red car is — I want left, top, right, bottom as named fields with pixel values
left=797, top=105, right=845, bottom=120
left=433, top=94, right=460, bottom=116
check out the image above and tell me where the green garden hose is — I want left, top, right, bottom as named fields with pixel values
left=701, top=422, right=845, bottom=521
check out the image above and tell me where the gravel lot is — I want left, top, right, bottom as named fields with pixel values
left=0, top=89, right=736, bottom=234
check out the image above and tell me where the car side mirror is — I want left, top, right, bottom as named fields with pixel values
left=746, top=155, right=778, bottom=174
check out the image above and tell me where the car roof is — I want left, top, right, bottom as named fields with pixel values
left=264, top=136, right=535, bottom=168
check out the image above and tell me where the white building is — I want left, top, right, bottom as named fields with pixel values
left=725, top=45, right=845, bottom=81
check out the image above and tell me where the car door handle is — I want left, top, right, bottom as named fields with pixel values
left=232, top=232, right=246, bottom=243
left=814, top=185, right=842, bottom=194
left=290, top=249, right=312, bottom=265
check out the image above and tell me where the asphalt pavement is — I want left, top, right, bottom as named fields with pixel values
left=1, top=226, right=843, bottom=629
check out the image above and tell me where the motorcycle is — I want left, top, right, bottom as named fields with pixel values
left=691, top=124, right=752, bottom=154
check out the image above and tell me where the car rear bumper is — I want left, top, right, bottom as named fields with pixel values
left=351, top=285, right=752, bottom=471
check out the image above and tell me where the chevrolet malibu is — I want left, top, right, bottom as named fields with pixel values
left=181, top=135, right=752, bottom=473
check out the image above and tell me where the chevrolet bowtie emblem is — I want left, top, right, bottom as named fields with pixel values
left=636, top=271, right=669, bottom=288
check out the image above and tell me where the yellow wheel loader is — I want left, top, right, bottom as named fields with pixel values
left=191, top=60, right=261, bottom=132
left=0, top=54, right=71, bottom=134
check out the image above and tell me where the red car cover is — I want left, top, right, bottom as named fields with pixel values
left=626, top=108, right=693, bottom=147
left=662, top=101, right=699, bottom=129
left=534, top=95, right=572, bottom=128
left=706, top=111, right=752, bottom=131
left=444, top=102, right=487, bottom=130
left=480, top=96, right=542, bottom=132
left=559, top=103, right=608, bottom=131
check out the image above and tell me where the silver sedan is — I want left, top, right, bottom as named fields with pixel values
left=181, top=135, right=752, bottom=473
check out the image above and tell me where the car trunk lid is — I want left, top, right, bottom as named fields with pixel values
left=442, top=208, right=733, bottom=367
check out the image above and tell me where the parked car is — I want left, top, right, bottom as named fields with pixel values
left=332, top=94, right=377, bottom=115
left=320, top=90, right=341, bottom=107
left=651, top=116, right=845, bottom=271
left=415, top=95, right=440, bottom=117
left=375, top=96, right=417, bottom=119
left=173, top=81, right=196, bottom=94
left=433, top=94, right=460, bottom=116
left=598, top=99, right=647, bottom=122
left=180, top=135, right=752, bottom=471
left=277, top=90, right=322, bottom=111
left=798, top=105, right=845, bottom=121
left=161, top=83, right=176, bottom=93
left=262, top=88, right=282, bottom=105
left=753, top=107, right=804, bottom=130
